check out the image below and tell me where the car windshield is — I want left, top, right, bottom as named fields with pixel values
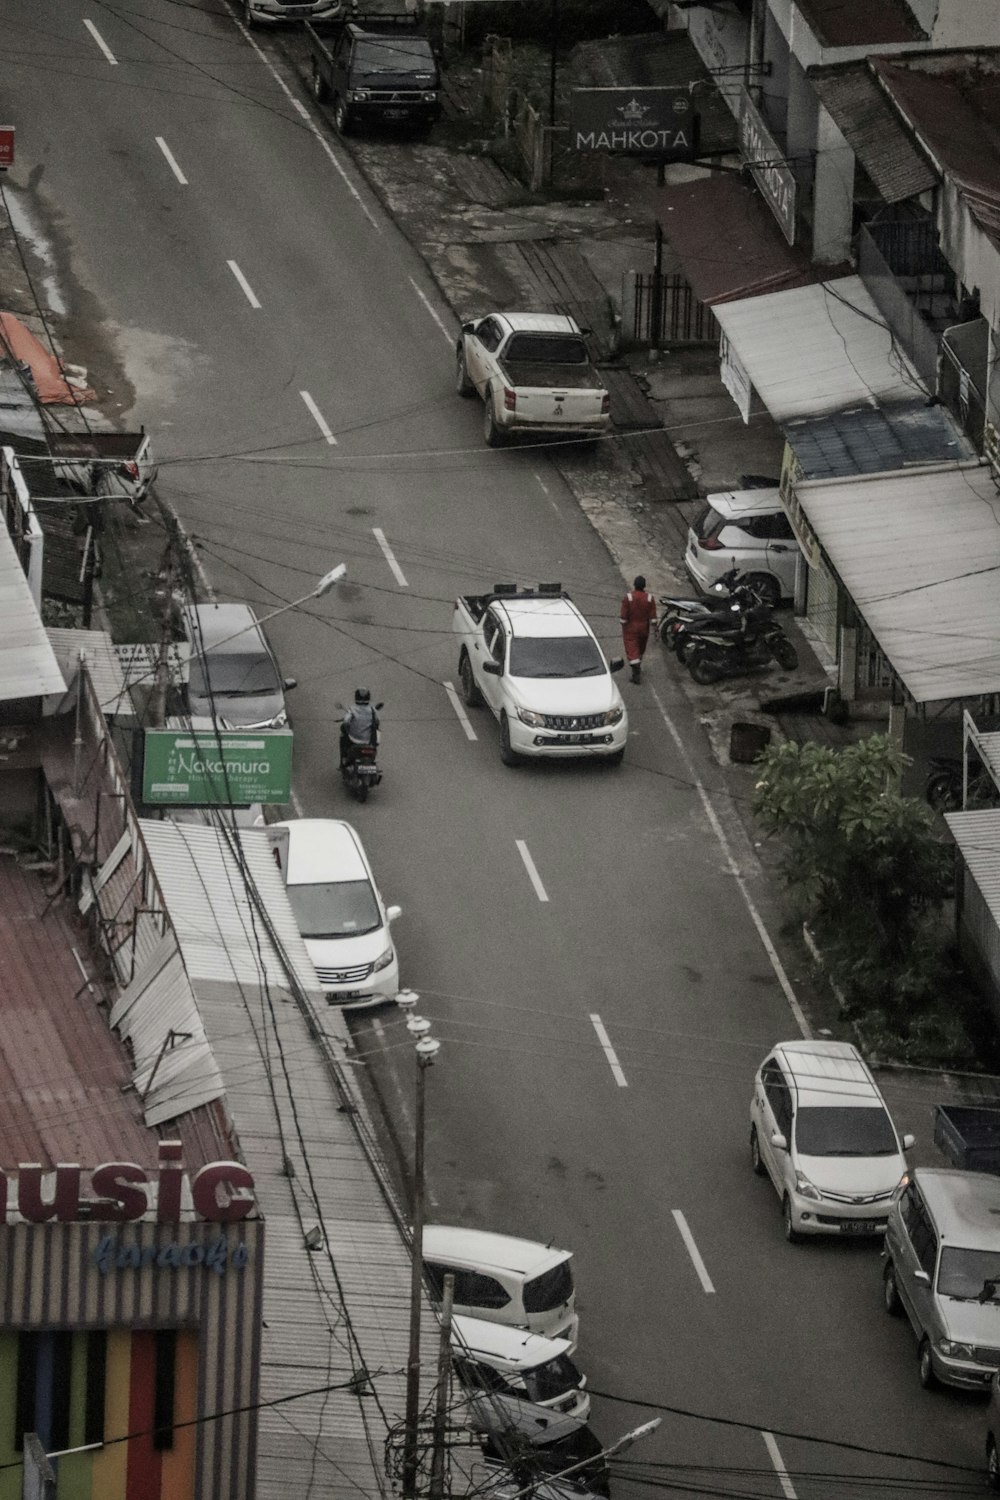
left=794, top=1106, right=898, bottom=1157
left=286, top=879, right=381, bottom=939
left=523, top=1261, right=573, bottom=1312
left=190, top=651, right=280, bottom=698
left=509, top=637, right=604, bottom=679
left=523, top=1354, right=582, bottom=1404
left=504, top=334, right=588, bottom=364
left=937, top=1247, right=1000, bottom=1300
left=354, top=39, right=435, bottom=73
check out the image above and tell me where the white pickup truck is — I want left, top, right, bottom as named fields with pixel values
left=455, top=313, right=611, bottom=448
left=453, top=584, right=628, bottom=765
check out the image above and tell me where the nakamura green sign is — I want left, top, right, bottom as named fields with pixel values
left=142, top=730, right=293, bottom=806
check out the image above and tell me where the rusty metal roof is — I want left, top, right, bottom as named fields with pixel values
left=0, top=856, right=226, bottom=1172
left=794, top=0, right=926, bottom=47
left=0, top=525, right=66, bottom=702
left=809, top=63, right=937, bottom=202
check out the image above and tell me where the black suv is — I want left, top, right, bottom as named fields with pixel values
left=312, top=19, right=441, bottom=136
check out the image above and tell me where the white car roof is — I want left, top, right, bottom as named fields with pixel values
left=184, top=602, right=264, bottom=655
left=496, top=313, right=581, bottom=335
left=274, top=818, right=369, bottom=886
left=774, top=1039, right=884, bottom=1110
left=704, top=488, right=783, bottom=520
left=451, top=1315, right=571, bottom=1367
left=496, top=597, right=589, bottom=640
left=424, top=1225, right=572, bottom=1278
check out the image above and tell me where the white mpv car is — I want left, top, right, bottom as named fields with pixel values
left=685, top=489, right=801, bottom=608
left=750, top=1039, right=913, bottom=1241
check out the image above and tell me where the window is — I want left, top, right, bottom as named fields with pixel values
left=153, top=1330, right=177, bottom=1452
left=523, top=1261, right=573, bottom=1313
left=425, top=1263, right=511, bottom=1310
left=286, top=878, right=381, bottom=939
left=909, top=1209, right=938, bottom=1277
left=13, top=1332, right=82, bottom=1453
left=899, top=1183, right=923, bottom=1236
left=477, top=319, right=503, bottom=353
left=508, top=636, right=604, bottom=679
left=794, top=1107, right=898, bottom=1158
left=481, top=610, right=504, bottom=665
left=522, top=1352, right=581, bottom=1403
left=938, top=1246, right=1000, bottom=1301
left=762, top=1062, right=792, bottom=1138
left=503, top=334, right=588, bottom=364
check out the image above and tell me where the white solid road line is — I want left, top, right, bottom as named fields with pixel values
left=589, top=1014, right=628, bottom=1088
left=671, top=1210, right=716, bottom=1294
left=83, top=19, right=118, bottom=64
left=762, top=1432, right=798, bottom=1500
left=408, top=277, right=453, bottom=346
left=515, top=839, right=549, bottom=903
left=300, top=390, right=337, bottom=445
left=228, top=4, right=381, bottom=232
left=155, top=136, right=188, bottom=186
left=373, top=527, right=408, bottom=587
left=227, top=260, right=261, bottom=309
left=443, top=682, right=477, bottom=742
left=649, top=685, right=811, bottom=1040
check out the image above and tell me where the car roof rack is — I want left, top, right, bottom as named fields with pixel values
left=490, top=582, right=565, bottom=599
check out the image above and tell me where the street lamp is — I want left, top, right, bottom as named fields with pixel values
left=398, top=991, right=441, bottom=1500
left=197, top=563, right=347, bottom=655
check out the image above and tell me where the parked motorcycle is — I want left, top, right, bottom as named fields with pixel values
left=337, top=699, right=384, bottom=803
left=925, top=755, right=996, bottom=813
left=659, top=568, right=775, bottom=658
left=683, top=608, right=798, bottom=684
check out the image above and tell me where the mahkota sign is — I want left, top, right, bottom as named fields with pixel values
left=142, top=727, right=292, bottom=805
left=570, top=87, right=696, bottom=161
left=1, top=1141, right=256, bottom=1224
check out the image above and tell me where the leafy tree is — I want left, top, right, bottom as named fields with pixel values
left=753, top=735, right=952, bottom=1017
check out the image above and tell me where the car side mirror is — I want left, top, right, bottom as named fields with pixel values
left=770, top=1131, right=787, bottom=1151
left=609, top=658, right=624, bottom=673
left=386, top=905, right=401, bottom=923
left=913, top=1269, right=930, bottom=1285
left=481, top=660, right=501, bottom=676
left=284, top=677, right=298, bottom=691
left=902, top=1133, right=915, bottom=1150
left=461, top=321, right=476, bottom=334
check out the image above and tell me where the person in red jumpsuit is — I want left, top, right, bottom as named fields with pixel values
left=620, top=575, right=657, bottom=684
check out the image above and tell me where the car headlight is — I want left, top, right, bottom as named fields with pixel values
left=349, top=89, right=370, bottom=101
left=517, top=708, right=546, bottom=728
left=373, top=945, right=395, bottom=973
left=794, top=1172, right=822, bottom=1203
left=600, top=706, right=624, bottom=726
left=938, top=1340, right=974, bottom=1359
left=425, top=91, right=437, bottom=102
left=893, top=1172, right=909, bottom=1198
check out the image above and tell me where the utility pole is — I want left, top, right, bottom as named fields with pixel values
left=428, top=1272, right=454, bottom=1500
left=148, top=529, right=176, bottom=729
left=548, top=0, right=559, bottom=127
left=399, top=991, right=441, bottom=1500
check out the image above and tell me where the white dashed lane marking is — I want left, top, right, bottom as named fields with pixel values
left=300, top=390, right=337, bottom=445
left=83, top=19, right=117, bottom=64
left=515, top=839, right=549, bottom=903
left=671, top=1210, right=716, bottom=1294
left=589, top=1014, right=627, bottom=1088
left=227, top=260, right=261, bottom=309
left=155, top=137, right=188, bottom=185
left=373, top=528, right=408, bottom=587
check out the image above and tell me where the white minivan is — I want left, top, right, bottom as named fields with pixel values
left=451, top=1316, right=589, bottom=1419
left=685, top=489, right=801, bottom=607
left=423, top=1227, right=579, bottom=1348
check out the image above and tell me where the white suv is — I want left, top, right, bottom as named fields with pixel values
left=750, top=1040, right=913, bottom=1241
left=685, top=489, right=801, bottom=607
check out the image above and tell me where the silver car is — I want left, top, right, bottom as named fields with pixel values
left=883, top=1168, right=1000, bottom=1390
left=183, top=603, right=296, bottom=730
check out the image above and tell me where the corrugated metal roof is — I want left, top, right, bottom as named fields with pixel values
left=139, top=819, right=319, bottom=994
left=783, top=399, right=971, bottom=478
left=793, top=0, right=926, bottom=48
left=713, top=276, right=926, bottom=421
left=809, top=64, right=937, bottom=203
left=0, top=524, right=66, bottom=701
left=945, top=811, right=1000, bottom=918
left=46, top=628, right=130, bottom=714
left=795, top=460, right=1000, bottom=703
left=109, top=933, right=225, bottom=1128
left=195, top=976, right=443, bottom=1500
left=976, top=732, right=1000, bottom=788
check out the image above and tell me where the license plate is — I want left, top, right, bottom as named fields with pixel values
left=385, top=109, right=408, bottom=119
left=358, top=765, right=379, bottom=776
left=840, top=1220, right=882, bottom=1234
left=564, top=733, right=594, bottom=744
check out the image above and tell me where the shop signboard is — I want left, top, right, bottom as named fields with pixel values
left=570, top=87, right=696, bottom=161
left=115, top=640, right=191, bottom=688
left=738, top=89, right=796, bottom=245
left=779, top=442, right=820, bottom=568
left=0, top=127, right=13, bottom=170
left=142, top=727, right=292, bottom=805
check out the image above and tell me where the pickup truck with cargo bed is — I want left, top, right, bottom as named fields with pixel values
left=453, top=584, right=627, bottom=765
left=307, top=15, right=441, bottom=136
left=456, top=313, right=611, bottom=448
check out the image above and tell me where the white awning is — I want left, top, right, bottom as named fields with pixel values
left=0, top=525, right=66, bottom=701
left=712, top=275, right=925, bottom=420
left=795, top=461, right=1000, bottom=703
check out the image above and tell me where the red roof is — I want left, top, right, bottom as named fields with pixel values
left=0, top=856, right=228, bottom=1173
left=657, top=173, right=827, bottom=306
left=794, top=0, right=926, bottom=47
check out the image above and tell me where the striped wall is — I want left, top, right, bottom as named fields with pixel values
left=0, top=1220, right=263, bottom=1500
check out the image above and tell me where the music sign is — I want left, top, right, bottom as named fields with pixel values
left=570, top=87, right=696, bottom=161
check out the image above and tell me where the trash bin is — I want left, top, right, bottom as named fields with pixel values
left=729, top=721, right=772, bottom=764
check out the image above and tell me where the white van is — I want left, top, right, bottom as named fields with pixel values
left=451, top=1316, right=589, bottom=1420
left=423, top=1227, right=578, bottom=1348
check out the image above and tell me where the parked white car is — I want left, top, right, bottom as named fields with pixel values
left=685, top=489, right=801, bottom=607
left=750, top=1039, right=913, bottom=1241
left=450, top=1316, right=589, bottom=1419
left=424, top=1226, right=579, bottom=1347
left=272, top=819, right=400, bottom=1008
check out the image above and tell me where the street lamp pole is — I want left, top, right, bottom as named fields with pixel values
left=399, top=992, right=440, bottom=1500
left=196, top=563, right=348, bottom=657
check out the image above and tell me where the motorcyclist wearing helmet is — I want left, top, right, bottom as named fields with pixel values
left=340, top=688, right=379, bottom=767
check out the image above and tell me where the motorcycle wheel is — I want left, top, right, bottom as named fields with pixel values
left=688, top=649, right=724, bottom=685
left=772, top=635, right=799, bottom=671
left=355, top=780, right=369, bottom=804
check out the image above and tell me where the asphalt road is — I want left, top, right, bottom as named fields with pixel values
left=1, top=4, right=990, bottom=1497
